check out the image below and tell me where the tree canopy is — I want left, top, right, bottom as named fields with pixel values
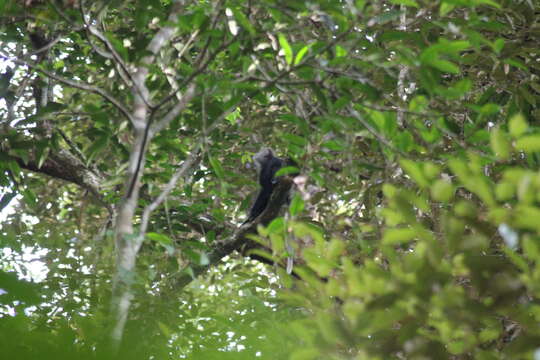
left=1, top=0, right=540, bottom=359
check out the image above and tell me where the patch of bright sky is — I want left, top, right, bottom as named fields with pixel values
left=0, top=195, right=49, bottom=283
left=0, top=46, right=50, bottom=283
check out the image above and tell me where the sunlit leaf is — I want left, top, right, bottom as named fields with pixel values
left=294, top=44, right=311, bottom=65
left=147, top=232, right=173, bottom=246
left=515, top=135, right=540, bottom=153
left=490, top=127, right=511, bottom=160
left=389, top=0, right=418, bottom=7
left=431, top=179, right=454, bottom=202
left=289, top=194, right=304, bottom=216
left=383, top=227, right=416, bottom=245
left=278, top=33, right=293, bottom=65
left=508, top=113, right=528, bottom=138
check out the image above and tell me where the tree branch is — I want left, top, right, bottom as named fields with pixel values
left=1, top=54, right=133, bottom=122
left=174, top=177, right=294, bottom=289
left=8, top=149, right=103, bottom=198
left=150, top=83, right=197, bottom=136
left=110, top=0, right=195, bottom=348
left=140, top=149, right=202, bottom=235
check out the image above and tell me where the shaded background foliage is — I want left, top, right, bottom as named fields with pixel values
left=1, top=0, right=540, bottom=359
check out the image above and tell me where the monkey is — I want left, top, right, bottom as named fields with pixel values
left=244, top=148, right=286, bottom=224
left=243, top=148, right=299, bottom=274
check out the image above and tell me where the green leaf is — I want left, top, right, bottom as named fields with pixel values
left=282, top=133, right=307, bottom=147
left=355, top=0, right=366, bottom=11
left=423, top=162, right=441, bottom=180
left=490, top=127, right=511, bottom=160
left=409, top=95, right=429, bottom=112
left=479, top=103, right=500, bottom=115
left=21, top=188, right=37, bottom=208
left=431, top=59, right=460, bottom=74
left=389, top=0, right=418, bottom=7
left=517, top=174, right=535, bottom=204
left=508, top=113, right=528, bottom=138
left=383, top=183, right=397, bottom=198
left=439, top=3, right=455, bottom=16
left=442, top=40, right=470, bottom=54
left=515, top=135, right=540, bottom=153
left=504, top=58, right=527, bottom=70
left=515, top=206, right=540, bottom=231
left=275, top=166, right=299, bottom=177
left=232, top=8, right=256, bottom=36
left=267, top=217, right=285, bottom=234
left=86, top=134, right=109, bottom=162
left=289, top=194, right=304, bottom=216
left=523, top=235, right=540, bottom=260
left=495, top=182, right=514, bottom=201
left=326, top=238, right=345, bottom=261
left=225, top=107, right=240, bottom=124
left=291, top=222, right=324, bottom=246
left=474, top=0, right=501, bottom=8
left=294, top=44, right=311, bottom=65
left=37, top=147, right=50, bottom=169
left=304, top=248, right=334, bottom=277
left=291, top=347, right=323, bottom=360
left=208, top=156, right=224, bottom=179
left=53, top=59, right=64, bottom=70
left=431, top=179, right=454, bottom=202
left=278, top=33, right=293, bottom=65
left=492, top=38, right=504, bottom=54
left=383, top=227, right=416, bottom=245
left=147, top=232, right=173, bottom=246
left=400, top=159, right=429, bottom=188
left=455, top=200, right=476, bottom=218
left=105, top=32, right=128, bottom=61
left=322, top=139, right=345, bottom=151
left=335, top=45, right=347, bottom=58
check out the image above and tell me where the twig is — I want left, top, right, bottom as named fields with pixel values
left=239, top=76, right=319, bottom=85
left=360, top=103, right=437, bottom=118
left=57, top=128, right=89, bottom=165
left=396, top=4, right=408, bottom=127
left=162, top=30, right=200, bottom=101
left=79, top=3, right=141, bottom=103
left=193, top=0, right=225, bottom=65
left=157, top=36, right=237, bottom=110
left=140, top=149, right=202, bottom=234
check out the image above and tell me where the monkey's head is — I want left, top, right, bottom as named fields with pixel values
left=253, top=148, right=275, bottom=168
left=252, top=148, right=285, bottom=186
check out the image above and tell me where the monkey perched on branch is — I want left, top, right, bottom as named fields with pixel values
left=244, top=148, right=298, bottom=224
left=242, top=148, right=299, bottom=274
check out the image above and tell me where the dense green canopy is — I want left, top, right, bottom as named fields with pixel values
left=1, top=0, right=540, bottom=359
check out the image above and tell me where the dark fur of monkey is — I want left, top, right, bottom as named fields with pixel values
left=244, top=148, right=296, bottom=224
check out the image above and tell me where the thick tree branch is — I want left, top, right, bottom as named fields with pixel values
left=8, top=149, right=103, bottom=198
left=110, top=0, right=193, bottom=348
left=174, top=177, right=294, bottom=289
